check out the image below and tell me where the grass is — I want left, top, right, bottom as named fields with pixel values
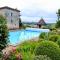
left=16, top=40, right=39, bottom=60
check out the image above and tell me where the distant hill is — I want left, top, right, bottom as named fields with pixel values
left=22, top=22, right=56, bottom=25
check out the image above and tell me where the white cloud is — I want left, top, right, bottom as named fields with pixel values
left=0, top=0, right=60, bottom=12
left=0, top=0, right=60, bottom=23
left=21, top=16, right=40, bottom=22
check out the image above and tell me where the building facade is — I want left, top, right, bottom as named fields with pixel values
left=0, top=6, right=20, bottom=29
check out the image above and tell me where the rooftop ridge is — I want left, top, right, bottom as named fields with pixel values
left=0, top=6, right=20, bottom=12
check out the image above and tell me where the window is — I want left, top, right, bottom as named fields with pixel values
left=11, top=13, right=13, bottom=16
left=5, top=12, right=9, bottom=17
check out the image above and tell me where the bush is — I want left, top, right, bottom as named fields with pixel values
left=49, top=35, right=59, bottom=42
left=4, top=50, right=23, bottom=60
left=39, top=32, right=47, bottom=39
left=0, top=52, right=3, bottom=59
left=49, top=28, right=57, bottom=32
left=0, top=15, right=8, bottom=51
left=34, top=41, right=60, bottom=60
left=33, top=55, right=52, bottom=60
left=48, top=31, right=57, bottom=35
left=47, top=31, right=59, bottom=42
left=8, top=53, right=17, bottom=60
left=39, top=31, right=59, bottom=42
left=57, top=38, right=60, bottom=47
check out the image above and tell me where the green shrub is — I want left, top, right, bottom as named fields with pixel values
left=0, top=52, right=3, bottom=58
left=39, top=32, right=47, bottom=39
left=57, top=38, right=60, bottom=47
left=33, top=55, right=52, bottom=60
left=9, top=54, right=16, bottom=60
left=39, top=31, right=58, bottom=41
left=34, top=41, right=60, bottom=60
left=47, top=31, right=59, bottom=42
left=48, top=31, right=57, bottom=35
left=49, top=35, right=59, bottom=42
left=7, top=50, right=22, bottom=60
left=0, top=15, right=9, bottom=51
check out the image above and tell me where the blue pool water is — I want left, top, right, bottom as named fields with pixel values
left=9, top=28, right=49, bottom=45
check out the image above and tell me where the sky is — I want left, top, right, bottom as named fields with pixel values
left=0, top=0, right=60, bottom=23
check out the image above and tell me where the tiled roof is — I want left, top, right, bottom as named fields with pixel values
left=0, top=6, right=20, bottom=12
left=37, top=18, right=46, bottom=25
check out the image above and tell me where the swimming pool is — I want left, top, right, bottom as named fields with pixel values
left=9, top=28, right=49, bottom=45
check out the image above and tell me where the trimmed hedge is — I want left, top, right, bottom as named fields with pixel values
left=34, top=41, right=60, bottom=60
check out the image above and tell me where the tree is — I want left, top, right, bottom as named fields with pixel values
left=55, top=9, right=60, bottom=28
left=56, top=9, right=60, bottom=20
left=0, top=15, right=8, bottom=51
left=56, top=20, right=60, bottom=28
left=19, top=18, right=22, bottom=28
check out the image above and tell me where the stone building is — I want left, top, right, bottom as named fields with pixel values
left=0, top=6, right=20, bottom=29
